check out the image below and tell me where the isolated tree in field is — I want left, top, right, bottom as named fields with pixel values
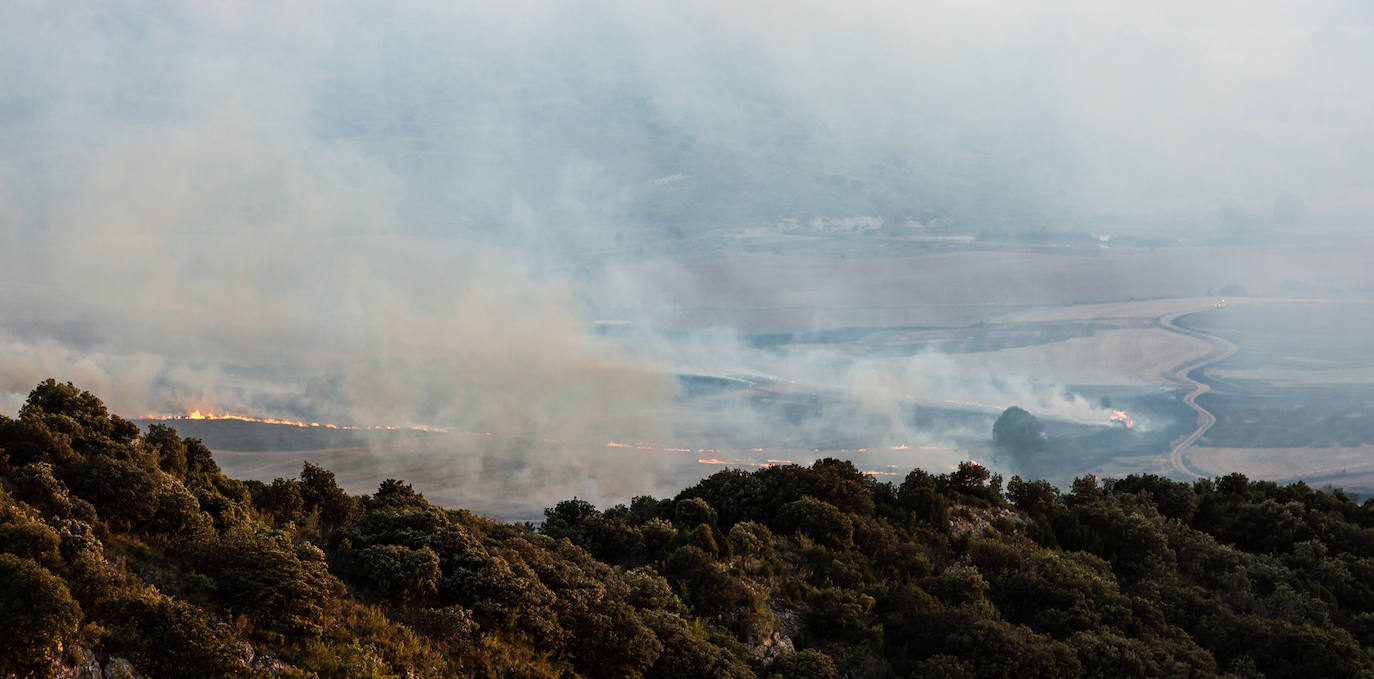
left=992, top=406, right=1044, bottom=463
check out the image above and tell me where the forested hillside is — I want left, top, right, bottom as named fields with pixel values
left=3, top=380, right=1374, bottom=678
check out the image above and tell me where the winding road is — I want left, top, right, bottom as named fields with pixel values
left=1156, top=309, right=1239, bottom=478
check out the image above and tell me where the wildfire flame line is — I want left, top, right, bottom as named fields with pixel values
left=139, top=401, right=1133, bottom=481
left=138, top=410, right=448, bottom=433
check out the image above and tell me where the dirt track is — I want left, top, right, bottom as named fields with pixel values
left=1157, top=308, right=1238, bottom=478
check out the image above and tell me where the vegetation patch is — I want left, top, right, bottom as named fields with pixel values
left=5, top=380, right=1374, bottom=677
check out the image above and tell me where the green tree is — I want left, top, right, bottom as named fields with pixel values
left=191, top=529, right=343, bottom=639
left=101, top=592, right=248, bottom=679
left=663, top=546, right=762, bottom=633
left=299, top=461, right=359, bottom=528
left=182, top=437, right=220, bottom=475
left=350, top=544, right=442, bottom=600
left=20, top=378, right=140, bottom=447
left=898, top=469, right=949, bottom=529
left=674, top=497, right=719, bottom=529
left=144, top=423, right=189, bottom=477
left=63, top=456, right=162, bottom=532
left=640, top=610, right=754, bottom=679
left=0, top=554, right=82, bottom=676
left=993, top=406, right=1045, bottom=464
left=262, top=477, right=305, bottom=524
left=767, top=649, right=839, bottom=679
left=775, top=496, right=853, bottom=550
left=1008, top=475, right=1058, bottom=513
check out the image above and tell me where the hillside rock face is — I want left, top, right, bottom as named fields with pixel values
left=100, top=658, right=142, bottom=679
left=41, top=647, right=142, bottom=679
left=56, top=647, right=100, bottom=679
left=239, top=643, right=289, bottom=675
left=749, top=630, right=796, bottom=660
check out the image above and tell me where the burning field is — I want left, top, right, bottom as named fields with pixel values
left=144, top=363, right=1148, bottom=519
left=21, top=244, right=1371, bottom=518
left=112, top=285, right=1231, bottom=520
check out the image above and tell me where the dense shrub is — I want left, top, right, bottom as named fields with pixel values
left=0, top=554, right=82, bottom=676
left=4, top=380, right=1374, bottom=678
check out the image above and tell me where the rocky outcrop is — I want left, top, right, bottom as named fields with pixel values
left=101, top=658, right=142, bottom=679
left=948, top=505, right=1026, bottom=538
left=55, top=647, right=101, bottom=679
left=239, top=641, right=291, bottom=676
left=749, top=629, right=797, bottom=661
left=39, top=647, right=142, bottom=679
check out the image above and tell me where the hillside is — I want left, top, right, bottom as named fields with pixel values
left=3, top=380, right=1374, bottom=678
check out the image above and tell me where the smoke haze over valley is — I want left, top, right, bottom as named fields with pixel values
left=3, top=1, right=1373, bottom=517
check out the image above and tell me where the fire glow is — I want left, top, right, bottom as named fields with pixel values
left=139, top=410, right=449, bottom=433
left=1109, top=410, right=1135, bottom=428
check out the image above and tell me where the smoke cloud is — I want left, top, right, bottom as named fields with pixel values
left=2, top=1, right=1371, bottom=512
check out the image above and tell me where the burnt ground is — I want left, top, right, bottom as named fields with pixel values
left=135, top=418, right=443, bottom=452
left=1000, top=388, right=1197, bottom=484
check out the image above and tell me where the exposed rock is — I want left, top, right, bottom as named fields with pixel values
left=102, top=658, right=143, bottom=679
left=749, top=629, right=796, bottom=660
left=39, top=646, right=144, bottom=679
left=55, top=646, right=102, bottom=679
left=948, top=505, right=1026, bottom=538
left=767, top=599, right=806, bottom=640
left=249, top=650, right=288, bottom=675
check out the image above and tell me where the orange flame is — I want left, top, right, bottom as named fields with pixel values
left=1108, top=410, right=1135, bottom=428
left=140, top=410, right=448, bottom=433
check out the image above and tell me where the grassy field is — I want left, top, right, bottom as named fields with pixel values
left=593, top=244, right=1373, bottom=333
left=1161, top=301, right=1374, bottom=495
left=1187, top=445, right=1374, bottom=480
left=1177, top=302, right=1374, bottom=452
left=1179, top=300, right=1374, bottom=385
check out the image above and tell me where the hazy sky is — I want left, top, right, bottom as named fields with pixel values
left=3, top=1, right=1371, bottom=244
left=1, top=2, right=1370, bottom=503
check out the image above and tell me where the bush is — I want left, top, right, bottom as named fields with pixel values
left=775, top=497, right=853, bottom=550
left=350, top=544, right=442, bottom=600
left=727, top=521, right=773, bottom=556
left=102, top=592, right=248, bottom=679
left=63, top=457, right=162, bottom=533
left=766, top=649, right=838, bottom=679
left=191, top=530, right=343, bottom=639
left=0, top=554, right=82, bottom=676
left=674, top=497, right=719, bottom=529
left=663, top=546, right=763, bottom=634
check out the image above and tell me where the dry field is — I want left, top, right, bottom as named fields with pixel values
left=956, top=325, right=1211, bottom=386
left=200, top=245, right=1374, bottom=513
left=593, top=245, right=1372, bottom=332
left=1187, top=445, right=1374, bottom=482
